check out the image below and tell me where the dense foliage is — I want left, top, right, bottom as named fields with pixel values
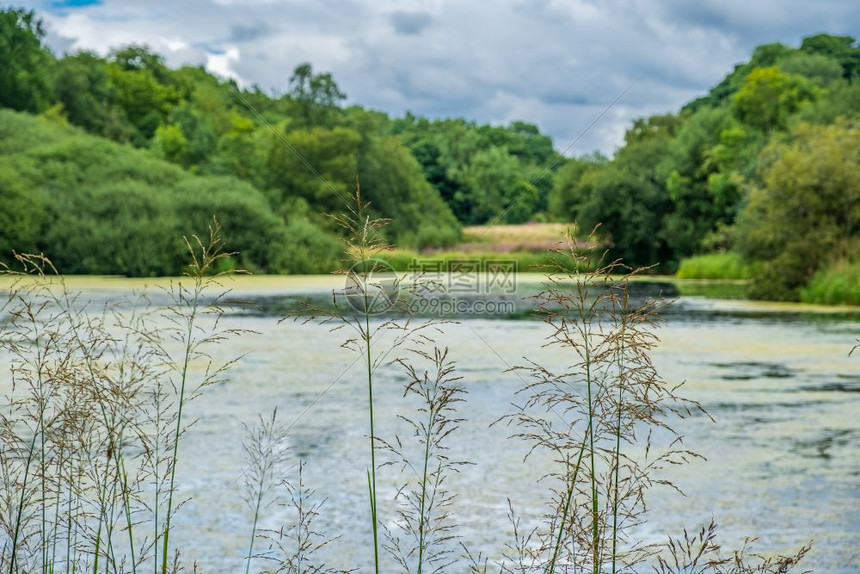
left=547, top=34, right=860, bottom=299
left=0, top=8, right=559, bottom=274
left=0, top=110, right=331, bottom=275
left=2, top=6, right=859, bottom=299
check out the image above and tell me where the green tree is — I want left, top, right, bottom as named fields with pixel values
left=800, top=33, right=860, bottom=79
left=0, top=8, right=53, bottom=112
left=111, top=44, right=174, bottom=84
left=262, top=125, right=361, bottom=219
left=0, top=108, right=331, bottom=276
left=658, top=108, right=744, bottom=259
left=357, top=135, right=460, bottom=247
left=575, top=165, right=671, bottom=266
left=390, top=115, right=559, bottom=224
left=547, top=153, right=606, bottom=220
left=778, top=53, right=844, bottom=86
left=107, top=46, right=180, bottom=142
left=288, top=62, right=346, bottom=126
left=164, top=105, right=217, bottom=166
left=204, top=112, right=261, bottom=180
left=461, top=145, right=526, bottom=224
left=151, top=123, right=189, bottom=165
left=684, top=43, right=795, bottom=111
left=735, top=121, right=860, bottom=299
left=570, top=115, right=679, bottom=267
left=794, top=81, right=860, bottom=125
left=0, top=160, right=46, bottom=259
left=54, top=51, right=136, bottom=141
left=733, top=67, right=817, bottom=132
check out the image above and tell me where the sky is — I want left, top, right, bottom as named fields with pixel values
left=17, top=0, right=860, bottom=155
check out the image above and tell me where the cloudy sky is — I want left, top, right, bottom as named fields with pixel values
left=18, top=0, right=860, bottom=154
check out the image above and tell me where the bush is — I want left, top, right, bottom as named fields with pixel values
left=676, top=252, right=751, bottom=280
left=800, top=260, right=860, bottom=305
left=278, top=220, right=343, bottom=274
left=0, top=109, right=345, bottom=276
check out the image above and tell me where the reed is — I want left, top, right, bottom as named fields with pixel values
left=380, top=347, right=468, bottom=573
left=0, top=222, right=243, bottom=573
left=300, top=184, right=442, bottom=573
left=241, top=408, right=289, bottom=574
left=494, top=229, right=703, bottom=572
left=675, top=252, right=750, bottom=280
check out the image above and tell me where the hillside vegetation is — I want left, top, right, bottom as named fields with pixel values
left=1, top=8, right=860, bottom=300
left=546, top=35, right=860, bottom=300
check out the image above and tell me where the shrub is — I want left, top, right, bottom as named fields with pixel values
left=676, top=251, right=751, bottom=280
left=278, top=220, right=343, bottom=274
left=800, top=260, right=860, bottom=305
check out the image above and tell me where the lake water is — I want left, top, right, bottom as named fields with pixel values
left=2, top=275, right=859, bottom=572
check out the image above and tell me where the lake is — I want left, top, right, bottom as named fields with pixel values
left=1, top=274, right=858, bottom=572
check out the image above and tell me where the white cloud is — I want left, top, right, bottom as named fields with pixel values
left=205, top=47, right=242, bottom=83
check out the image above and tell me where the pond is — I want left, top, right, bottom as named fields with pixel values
left=1, top=274, right=858, bottom=572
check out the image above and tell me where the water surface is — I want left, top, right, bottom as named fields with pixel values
left=1, top=275, right=858, bottom=571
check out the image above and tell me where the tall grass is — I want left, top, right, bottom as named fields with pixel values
left=496, top=232, right=706, bottom=572
left=310, top=185, right=453, bottom=573
left=241, top=408, right=289, bottom=574
left=0, top=222, right=243, bottom=573
left=293, top=185, right=474, bottom=573
left=380, top=347, right=468, bottom=573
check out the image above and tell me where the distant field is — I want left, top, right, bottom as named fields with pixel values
left=451, top=223, right=585, bottom=253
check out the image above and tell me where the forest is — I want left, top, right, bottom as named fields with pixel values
left=1, top=7, right=860, bottom=301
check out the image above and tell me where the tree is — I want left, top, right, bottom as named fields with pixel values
left=735, top=121, right=860, bottom=300
left=262, top=125, right=361, bottom=219
left=0, top=160, right=46, bottom=259
left=111, top=45, right=174, bottom=84
left=657, top=107, right=744, bottom=259
left=204, top=112, right=260, bottom=180
left=165, top=105, right=217, bottom=166
left=461, top=145, right=528, bottom=224
left=547, top=153, right=607, bottom=220
left=151, top=123, right=188, bottom=165
left=0, top=8, right=53, bottom=112
left=107, top=45, right=180, bottom=143
left=733, top=67, right=817, bottom=132
left=800, top=34, right=860, bottom=79
left=778, top=53, right=844, bottom=86
left=684, top=42, right=796, bottom=112
left=288, top=62, right=346, bottom=126
left=558, top=115, right=679, bottom=267
left=575, top=165, right=671, bottom=267
left=54, top=51, right=136, bottom=141
left=357, top=135, right=460, bottom=248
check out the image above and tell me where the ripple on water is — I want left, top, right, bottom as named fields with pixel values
left=711, top=361, right=798, bottom=380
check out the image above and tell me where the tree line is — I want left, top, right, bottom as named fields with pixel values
left=546, top=34, right=860, bottom=300
left=2, top=7, right=859, bottom=299
left=0, top=7, right=562, bottom=276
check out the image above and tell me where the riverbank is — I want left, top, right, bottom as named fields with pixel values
left=4, top=273, right=858, bottom=316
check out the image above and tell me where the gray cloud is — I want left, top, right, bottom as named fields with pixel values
left=228, top=22, right=276, bottom=43
left=16, top=0, right=860, bottom=154
left=390, top=10, right=432, bottom=36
